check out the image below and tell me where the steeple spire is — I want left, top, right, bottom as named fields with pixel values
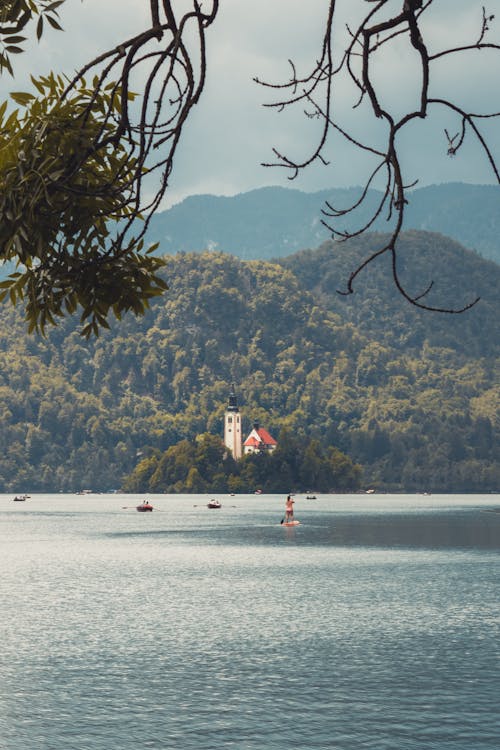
left=227, top=382, right=238, bottom=412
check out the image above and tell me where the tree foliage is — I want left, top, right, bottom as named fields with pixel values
left=122, top=431, right=361, bottom=494
left=0, top=73, right=167, bottom=337
left=0, top=0, right=217, bottom=335
left=0, top=1, right=64, bottom=76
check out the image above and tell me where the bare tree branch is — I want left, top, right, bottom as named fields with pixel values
left=257, top=0, right=500, bottom=313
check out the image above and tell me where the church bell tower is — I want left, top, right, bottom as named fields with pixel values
left=224, top=384, right=242, bottom=459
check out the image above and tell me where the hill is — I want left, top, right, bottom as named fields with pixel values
left=0, top=231, right=497, bottom=493
left=280, top=231, right=499, bottom=359
left=146, top=183, right=500, bottom=264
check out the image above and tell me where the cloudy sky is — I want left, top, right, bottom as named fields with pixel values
left=3, top=0, right=500, bottom=207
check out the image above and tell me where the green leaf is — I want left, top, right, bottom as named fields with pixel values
left=36, top=16, right=44, bottom=41
left=30, top=75, right=47, bottom=95
left=46, top=1, right=66, bottom=10
left=46, top=15, right=63, bottom=31
left=10, top=91, right=35, bottom=105
left=2, top=36, right=27, bottom=44
left=26, top=318, right=38, bottom=334
left=0, top=54, right=14, bottom=77
left=0, top=99, right=9, bottom=123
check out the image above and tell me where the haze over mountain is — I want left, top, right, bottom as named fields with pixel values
left=146, top=183, right=500, bottom=264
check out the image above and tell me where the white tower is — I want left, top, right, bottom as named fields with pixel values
left=224, top=384, right=242, bottom=459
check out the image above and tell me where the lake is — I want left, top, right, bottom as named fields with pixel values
left=1, top=493, right=499, bottom=749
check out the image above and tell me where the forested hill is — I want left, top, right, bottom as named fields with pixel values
left=0, top=231, right=498, bottom=493
left=146, top=183, right=500, bottom=264
left=280, top=231, right=499, bottom=359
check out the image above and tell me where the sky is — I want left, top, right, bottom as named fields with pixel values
left=3, top=0, right=500, bottom=208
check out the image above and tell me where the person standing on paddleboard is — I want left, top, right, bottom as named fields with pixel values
left=284, top=494, right=294, bottom=522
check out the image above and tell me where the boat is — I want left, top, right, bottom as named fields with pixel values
left=136, top=501, right=154, bottom=512
left=207, top=499, right=222, bottom=509
left=13, top=494, right=29, bottom=502
left=306, top=495, right=317, bottom=499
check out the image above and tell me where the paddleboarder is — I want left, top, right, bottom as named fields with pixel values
left=284, top=494, right=294, bottom=523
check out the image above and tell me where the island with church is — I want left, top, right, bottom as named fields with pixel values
left=224, top=384, right=277, bottom=460
left=121, top=383, right=362, bottom=494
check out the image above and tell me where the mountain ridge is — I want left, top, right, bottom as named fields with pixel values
left=146, top=182, right=500, bottom=264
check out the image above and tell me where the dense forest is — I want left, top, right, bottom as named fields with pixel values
left=0, top=230, right=498, bottom=493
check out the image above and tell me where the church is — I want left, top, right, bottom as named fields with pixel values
left=242, top=422, right=278, bottom=455
left=223, top=385, right=277, bottom=459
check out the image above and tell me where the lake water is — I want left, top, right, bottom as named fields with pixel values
left=1, top=493, right=499, bottom=750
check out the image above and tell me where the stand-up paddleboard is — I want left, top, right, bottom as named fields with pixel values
left=281, top=519, right=300, bottom=527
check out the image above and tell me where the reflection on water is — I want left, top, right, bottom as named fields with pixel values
left=0, top=493, right=499, bottom=749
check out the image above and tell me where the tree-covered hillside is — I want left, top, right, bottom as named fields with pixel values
left=281, top=231, right=499, bottom=358
left=0, top=231, right=498, bottom=493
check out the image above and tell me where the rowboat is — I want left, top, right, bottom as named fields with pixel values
left=136, top=501, right=153, bottom=512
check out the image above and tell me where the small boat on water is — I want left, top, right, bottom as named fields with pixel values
left=207, top=499, right=222, bottom=509
left=306, top=495, right=317, bottom=499
left=136, top=501, right=154, bottom=512
left=13, top=494, right=29, bottom=502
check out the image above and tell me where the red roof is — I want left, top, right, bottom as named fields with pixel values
left=244, top=436, right=261, bottom=448
left=243, top=427, right=277, bottom=447
left=256, top=427, right=277, bottom=445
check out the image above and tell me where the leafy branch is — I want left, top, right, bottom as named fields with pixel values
left=0, top=1, right=220, bottom=336
left=0, top=0, right=64, bottom=76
